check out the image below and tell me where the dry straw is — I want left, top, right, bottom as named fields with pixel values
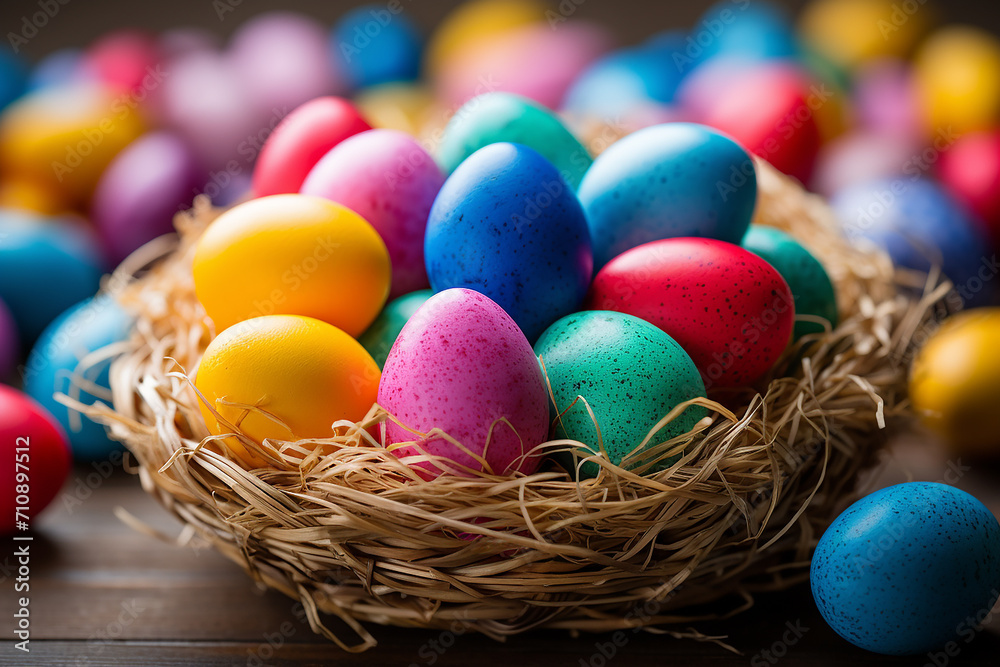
left=78, top=160, right=942, bottom=652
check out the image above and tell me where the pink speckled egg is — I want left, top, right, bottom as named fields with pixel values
left=586, top=238, right=795, bottom=390
left=378, top=288, right=549, bottom=477
left=229, top=12, right=346, bottom=120
left=436, top=21, right=611, bottom=109
left=301, top=129, right=443, bottom=298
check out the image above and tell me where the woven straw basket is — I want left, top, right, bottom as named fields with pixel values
left=80, top=159, right=941, bottom=652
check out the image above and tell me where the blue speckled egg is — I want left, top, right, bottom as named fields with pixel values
left=331, top=4, right=422, bottom=89
left=0, top=210, right=105, bottom=342
left=24, top=295, right=133, bottom=461
left=578, top=123, right=757, bottom=269
left=534, top=310, right=707, bottom=478
left=742, top=225, right=839, bottom=339
left=563, top=45, right=686, bottom=119
left=830, top=178, right=997, bottom=308
left=425, top=142, right=593, bottom=342
left=811, top=482, right=1000, bottom=656
left=438, top=92, right=592, bottom=189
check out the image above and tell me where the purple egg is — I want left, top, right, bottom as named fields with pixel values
left=0, top=297, right=19, bottom=379
left=91, top=132, right=204, bottom=265
left=854, top=59, right=923, bottom=139
left=229, top=12, right=347, bottom=120
left=301, top=129, right=444, bottom=298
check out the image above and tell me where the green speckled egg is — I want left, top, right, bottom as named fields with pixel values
left=437, top=92, right=592, bottom=189
left=742, top=225, right=839, bottom=339
left=358, top=289, right=432, bottom=368
left=534, top=310, right=708, bottom=478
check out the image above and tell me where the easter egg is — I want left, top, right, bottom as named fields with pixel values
left=0, top=177, right=67, bottom=215
left=0, top=83, right=145, bottom=205
left=0, top=210, right=104, bottom=342
left=562, top=46, right=684, bottom=120
left=424, top=143, right=592, bottom=342
left=811, top=482, right=1000, bottom=655
left=799, top=0, right=929, bottom=69
left=426, top=0, right=546, bottom=76
left=742, top=226, right=838, bottom=339
left=28, top=49, right=94, bottom=91
left=675, top=56, right=754, bottom=119
left=195, top=315, right=380, bottom=468
left=811, top=131, right=921, bottom=199
left=378, top=288, right=549, bottom=477
left=937, top=131, right=1000, bottom=243
left=156, top=50, right=261, bottom=171
left=354, top=83, right=442, bottom=137
left=331, top=5, right=422, bottom=89
left=578, top=123, right=756, bottom=269
left=91, top=131, right=203, bottom=265
left=229, top=12, right=345, bottom=119
left=587, top=238, right=795, bottom=389
left=252, top=96, right=371, bottom=197
left=698, top=64, right=822, bottom=183
left=0, top=385, right=71, bottom=534
left=852, top=59, right=922, bottom=139
left=435, top=21, right=610, bottom=110
left=300, top=129, right=443, bottom=297
left=693, top=1, right=799, bottom=62
left=438, top=92, right=592, bottom=189
left=85, top=30, right=161, bottom=93
left=914, top=27, right=1000, bottom=137
left=535, top=311, right=707, bottom=478
left=831, top=178, right=997, bottom=308
left=910, top=309, right=1000, bottom=456
left=193, top=194, right=390, bottom=336
left=0, top=297, right=19, bottom=379
left=24, top=296, right=133, bottom=461
left=0, top=48, right=27, bottom=110
left=358, top=289, right=433, bottom=368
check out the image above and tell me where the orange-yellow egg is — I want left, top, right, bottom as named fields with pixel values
left=426, top=0, right=546, bottom=76
left=799, top=0, right=930, bottom=69
left=195, top=315, right=381, bottom=467
left=0, top=177, right=68, bottom=215
left=914, top=26, right=1000, bottom=137
left=910, top=309, right=1000, bottom=457
left=0, top=84, right=145, bottom=206
left=192, top=194, right=391, bottom=336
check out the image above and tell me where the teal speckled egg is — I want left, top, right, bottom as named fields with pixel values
left=742, top=225, right=839, bottom=339
left=534, top=310, right=707, bottom=478
left=358, top=289, right=432, bottom=368
left=437, top=92, right=592, bottom=189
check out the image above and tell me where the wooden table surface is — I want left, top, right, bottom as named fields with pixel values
left=2, top=435, right=1000, bottom=667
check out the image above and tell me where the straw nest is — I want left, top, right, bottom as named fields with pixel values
left=80, top=159, right=944, bottom=652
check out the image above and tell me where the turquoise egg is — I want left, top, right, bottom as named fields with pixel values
left=811, top=482, right=1000, bottom=656
left=742, top=225, right=838, bottom=339
left=358, top=289, right=432, bottom=368
left=534, top=311, right=707, bottom=478
left=437, top=92, right=592, bottom=189
left=24, top=295, right=133, bottom=461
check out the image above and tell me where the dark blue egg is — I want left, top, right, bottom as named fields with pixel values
left=24, top=296, right=133, bottom=461
left=831, top=178, right=997, bottom=308
left=578, top=122, right=757, bottom=269
left=811, top=482, right=1000, bottom=656
left=425, top=143, right=592, bottom=342
left=331, top=5, right=422, bottom=89
left=563, top=46, right=685, bottom=119
left=0, top=210, right=105, bottom=342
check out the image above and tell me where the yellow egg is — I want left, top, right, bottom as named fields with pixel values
left=799, top=0, right=929, bottom=69
left=914, top=26, right=1000, bottom=136
left=0, top=84, right=145, bottom=206
left=0, top=177, right=68, bottom=215
left=193, top=194, right=391, bottom=336
left=910, top=309, right=1000, bottom=457
left=195, top=315, right=381, bottom=467
left=355, top=83, right=444, bottom=139
left=426, top=0, right=546, bottom=76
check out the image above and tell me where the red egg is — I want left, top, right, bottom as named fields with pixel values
left=586, top=238, right=795, bottom=389
left=0, top=385, right=72, bottom=534
left=85, top=30, right=161, bottom=94
left=252, top=97, right=371, bottom=197
left=698, top=64, right=822, bottom=184
left=937, top=130, right=1000, bottom=246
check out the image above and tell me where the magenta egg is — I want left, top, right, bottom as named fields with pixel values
left=378, top=288, right=549, bottom=477
left=229, top=12, right=346, bottom=120
left=0, top=297, right=18, bottom=379
left=91, top=131, right=205, bottom=265
left=301, top=129, right=443, bottom=297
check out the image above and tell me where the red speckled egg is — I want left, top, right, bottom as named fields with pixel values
left=586, top=238, right=795, bottom=389
left=252, top=96, right=371, bottom=197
